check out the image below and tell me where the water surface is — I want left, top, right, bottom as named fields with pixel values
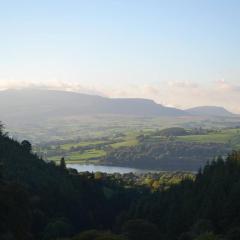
left=67, top=164, right=154, bottom=174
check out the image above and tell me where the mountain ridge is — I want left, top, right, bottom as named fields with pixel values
left=0, top=89, right=186, bottom=121
left=186, top=106, right=235, bottom=117
left=0, top=89, right=236, bottom=124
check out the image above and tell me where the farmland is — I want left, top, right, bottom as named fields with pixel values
left=36, top=125, right=240, bottom=169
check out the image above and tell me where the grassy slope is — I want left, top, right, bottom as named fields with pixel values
left=48, top=149, right=106, bottom=162
left=110, top=132, right=139, bottom=148
left=47, top=132, right=139, bottom=163
left=61, top=141, right=106, bottom=150
left=176, top=129, right=240, bottom=148
left=45, top=128, right=240, bottom=164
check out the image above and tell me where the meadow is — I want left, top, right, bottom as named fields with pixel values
left=39, top=125, right=240, bottom=164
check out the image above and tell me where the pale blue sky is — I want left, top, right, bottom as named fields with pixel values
left=0, top=0, right=240, bottom=111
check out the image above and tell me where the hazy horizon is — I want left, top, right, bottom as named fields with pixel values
left=1, top=1, right=240, bottom=112
left=0, top=86, right=237, bottom=113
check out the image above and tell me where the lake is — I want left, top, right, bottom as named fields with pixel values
left=67, top=164, right=155, bottom=174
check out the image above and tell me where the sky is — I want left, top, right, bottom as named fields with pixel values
left=0, top=0, right=240, bottom=112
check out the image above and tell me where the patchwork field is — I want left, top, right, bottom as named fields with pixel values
left=37, top=126, right=240, bottom=165
left=176, top=129, right=240, bottom=148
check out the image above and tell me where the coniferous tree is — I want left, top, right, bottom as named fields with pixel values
left=60, top=157, right=66, bottom=169
left=21, top=140, right=32, bottom=153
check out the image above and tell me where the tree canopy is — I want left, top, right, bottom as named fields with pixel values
left=1, top=125, right=240, bottom=239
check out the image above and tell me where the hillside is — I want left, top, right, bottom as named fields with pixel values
left=0, top=128, right=140, bottom=239
left=186, top=106, right=235, bottom=117
left=41, top=127, right=240, bottom=171
left=1, top=89, right=239, bottom=144
left=0, top=89, right=186, bottom=124
left=2, top=125, right=240, bottom=239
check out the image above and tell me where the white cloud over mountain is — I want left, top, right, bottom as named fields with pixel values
left=0, top=79, right=239, bottom=113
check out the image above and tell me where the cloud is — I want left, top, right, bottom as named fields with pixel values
left=0, top=80, right=105, bottom=96
left=167, top=81, right=199, bottom=89
left=109, top=80, right=240, bottom=113
left=215, top=80, right=240, bottom=92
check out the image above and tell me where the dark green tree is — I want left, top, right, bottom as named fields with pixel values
left=21, top=140, right=32, bottom=153
left=42, top=218, right=74, bottom=240
left=122, top=219, right=160, bottom=240
left=226, top=227, right=240, bottom=240
left=72, top=230, right=126, bottom=240
left=60, top=157, right=66, bottom=169
left=194, top=232, right=219, bottom=240
left=0, top=122, right=3, bottom=135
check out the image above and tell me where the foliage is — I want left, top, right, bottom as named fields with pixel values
left=156, top=127, right=188, bottom=137
left=3, top=124, right=240, bottom=240
left=0, top=182, right=32, bottom=240
left=72, top=230, right=125, bottom=240
left=37, top=127, right=240, bottom=171
left=104, top=141, right=229, bottom=171
left=194, top=232, right=219, bottom=240
left=125, top=152, right=240, bottom=239
left=122, top=219, right=160, bottom=240
left=60, top=157, right=66, bottom=169
left=0, top=132, right=140, bottom=239
left=42, top=218, right=74, bottom=240
left=21, top=140, right=32, bottom=153
left=0, top=121, right=3, bottom=135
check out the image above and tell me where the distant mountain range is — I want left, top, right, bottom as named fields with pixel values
left=186, top=106, right=235, bottom=117
left=0, top=89, right=236, bottom=124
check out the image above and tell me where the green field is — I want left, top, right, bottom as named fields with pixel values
left=60, top=141, right=106, bottom=150
left=43, top=131, right=140, bottom=163
left=48, top=149, right=106, bottom=163
left=38, top=124, right=240, bottom=164
left=11, top=114, right=240, bottom=144
left=176, top=129, right=240, bottom=148
left=110, top=133, right=139, bottom=148
left=110, top=139, right=138, bottom=148
left=32, top=116, right=240, bottom=162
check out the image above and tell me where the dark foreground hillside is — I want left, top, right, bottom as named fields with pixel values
left=1, top=124, right=240, bottom=239
left=0, top=127, right=142, bottom=240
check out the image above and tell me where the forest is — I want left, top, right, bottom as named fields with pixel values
left=1, top=123, right=240, bottom=240
left=104, top=141, right=229, bottom=170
